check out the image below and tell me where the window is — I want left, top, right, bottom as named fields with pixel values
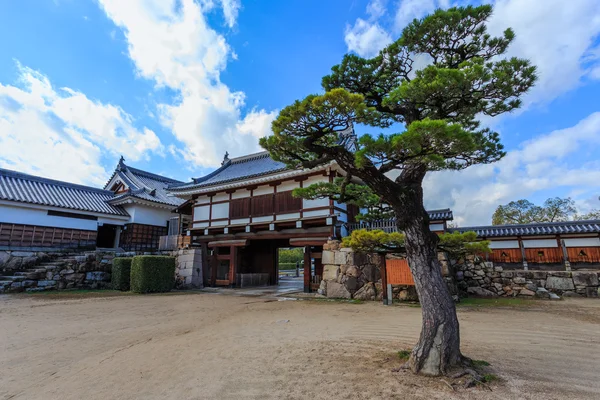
left=47, top=210, right=98, bottom=221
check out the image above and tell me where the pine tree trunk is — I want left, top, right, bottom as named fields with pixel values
left=401, top=213, right=463, bottom=376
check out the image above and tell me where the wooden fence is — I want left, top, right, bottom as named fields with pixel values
left=0, top=222, right=96, bottom=248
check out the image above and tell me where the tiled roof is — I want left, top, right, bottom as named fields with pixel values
left=0, top=168, right=128, bottom=216
left=169, top=152, right=288, bottom=192
left=427, top=209, right=453, bottom=221
left=451, top=220, right=600, bottom=238
left=105, top=162, right=185, bottom=207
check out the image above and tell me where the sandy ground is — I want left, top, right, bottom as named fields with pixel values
left=1, top=292, right=599, bottom=400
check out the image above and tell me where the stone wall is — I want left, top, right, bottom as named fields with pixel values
left=0, top=250, right=116, bottom=293
left=318, top=241, right=600, bottom=301
left=1, top=248, right=203, bottom=293
left=455, top=256, right=599, bottom=298
left=174, top=249, right=203, bottom=289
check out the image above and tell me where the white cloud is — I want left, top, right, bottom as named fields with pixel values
left=344, top=18, right=393, bottom=58
left=345, top=0, right=600, bottom=107
left=0, top=64, right=163, bottom=186
left=488, top=0, right=600, bottom=106
left=367, top=0, right=388, bottom=19
left=423, top=112, right=600, bottom=225
left=97, top=0, right=276, bottom=168
left=393, top=0, right=449, bottom=33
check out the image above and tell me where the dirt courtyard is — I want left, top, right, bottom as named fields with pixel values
left=1, top=292, right=599, bottom=400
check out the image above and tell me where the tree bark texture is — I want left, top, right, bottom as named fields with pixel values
left=402, top=213, right=463, bottom=376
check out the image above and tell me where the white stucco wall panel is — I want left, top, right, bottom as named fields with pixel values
left=0, top=203, right=98, bottom=230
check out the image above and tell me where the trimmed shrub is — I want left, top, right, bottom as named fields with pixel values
left=111, top=257, right=133, bottom=291
left=130, top=256, right=176, bottom=294
left=279, top=262, right=301, bottom=270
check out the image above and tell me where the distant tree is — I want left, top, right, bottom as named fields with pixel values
left=492, top=197, right=579, bottom=225
left=261, top=5, right=536, bottom=377
left=575, top=209, right=600, bottom=220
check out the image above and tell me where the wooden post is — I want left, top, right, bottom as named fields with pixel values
left=303, top=246, right=312, bottom=293
left=380, top=253, right=388, bottom=305
left=559, top=237, right=571, bottom=271
left=518, top=236, right=528, bottom=270
left=230, top=245, right=237, bottom=287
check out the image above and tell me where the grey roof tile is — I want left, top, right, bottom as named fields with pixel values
left=451, top=220, right=600, bottom=237
left=0, top=168, right=128, bottom=216
left=105, top=163, right=185, bottom=207
left=169, top=152, right=287, bottom=191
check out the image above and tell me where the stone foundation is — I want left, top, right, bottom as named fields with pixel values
left=318, top=241, right=600, bottom=301
left=456, top=256, right=599, bottom=298
left=1, top=248, right=203, bottom=293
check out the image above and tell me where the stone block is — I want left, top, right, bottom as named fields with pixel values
left=322, top=265, right=339, bottom=281
left=501, top=271, right=514, bottom=278
left=326, top=281, right=351, bottom=299
left=38, top=280, right=56, bottom=287
left=321, top=251, right=335, bottom=265
left=345, top=276, right=359, bottom=292
left=455, top=271, right=464, bottom=281
left=353, top=282, right=376, bottom=301
left=519, top=288, right=535, bottom=296
left=585, top=287, right=598, bottom=298
left=467, top=286, right=497, bottom=297
left=547, top=271, right=572, bottom=278
left=562, top=291, right=580, bottom=297
left=86, top=272, right=110, bottom=281
left=572, top=272, right=598, bottom=287
left=346, top=266, right=361, bottom=278
left=546, top=276, right=575, bottom=291
left=513, top=277, right=526, bottom=284
left=334, top=251, right=348, bottom=265
left=532, top=271, right=547, bottom=279
left=494, top=266, right=503, bottom=272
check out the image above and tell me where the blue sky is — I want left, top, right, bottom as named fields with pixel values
left=0, top=0, right=599, bottom=225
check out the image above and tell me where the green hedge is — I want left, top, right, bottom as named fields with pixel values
left=278, top=248, right=304, bottom=263
left=279, top=262, right=302, bottom=270
left=111, top=257, right=133, bottom=291
left=130, top=256, right=176, bottom=294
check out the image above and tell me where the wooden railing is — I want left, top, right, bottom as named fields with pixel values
left=158, top=235, right=192, bottom=251
left=347, top=219, right=399, bottom=234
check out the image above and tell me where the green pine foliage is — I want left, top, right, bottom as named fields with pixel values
left=130, top=256, right=176, bottom=294
left=111, top=257, right=133, bottom=291
left=342, top=229, right=490, bottom=258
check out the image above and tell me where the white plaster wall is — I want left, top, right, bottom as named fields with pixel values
left=522, top=239, right=558, bottom=248
left=210, top=219, right=228, bottom=227
left=563, top=237, right=600, bottom=247
left=232, top=189, right=252, bottom=199
left=429, top=223, right=444, bottom=231
left=211, top=203, right=229, bottom=219
left=254, top=185, right=274, bottom=196
left=195, top=195, right=210, bottom=205
left=489, top=240, right=520, bottom=249
left=303, top=209, right=329, bottom=218
left=278, top=181, right=299, bottom=191
left=252, top=216, right=273, bottom=223
left=0, top=203, right=98, bottom=230
left=123, top=204, right=172, bottom=227
left=193, top=222, right=208, bottom=229
left=212, top=193, right=229, bottom=202
left=276, top=212, right=300, bottom=221
left=230, top=218, right=250, bottom=225
left=303, top=197, right=329, bottom=210
left=193, top=205, right=210, bottom=221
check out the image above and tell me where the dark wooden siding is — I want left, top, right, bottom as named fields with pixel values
left=274, top=191, right=302, bottom=214
left=0, top=222, right=96, bottom=248
left=120, top=223, right=166, bottom=252
left=229, top=197, right=251, bottom=219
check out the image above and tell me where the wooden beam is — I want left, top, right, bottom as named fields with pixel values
left=208, top=239, right=248, bottom=248
left=380, top=255, right=388, bottom=305
left=289, top=237, right=329, bottom=247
